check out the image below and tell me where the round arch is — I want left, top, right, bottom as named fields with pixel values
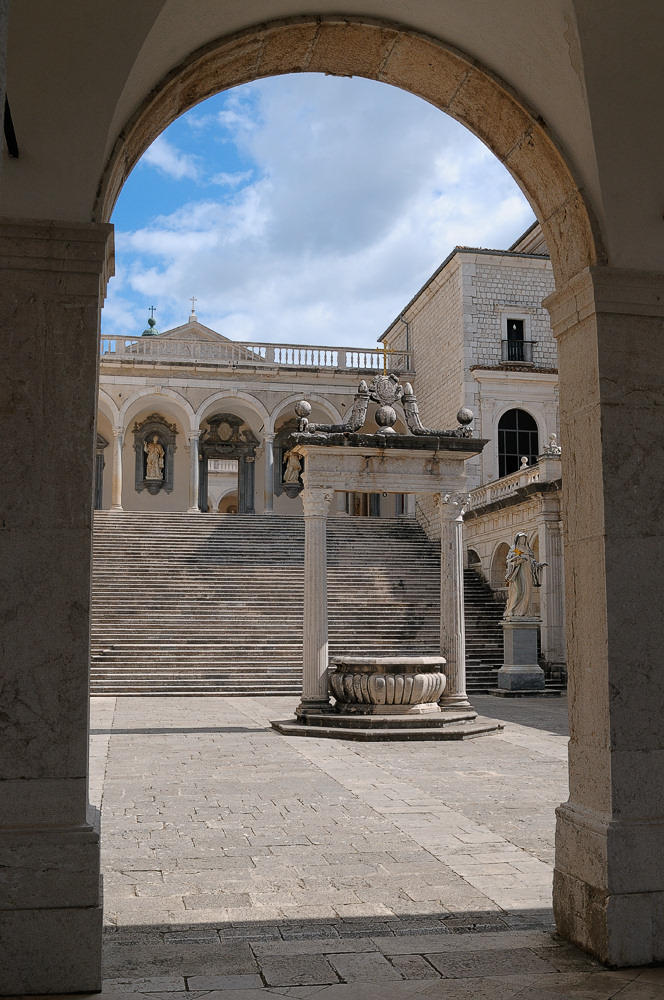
left=97, top=17, right=602, bottom=287
left=490, top=540, right=511, bottom=593
left=497, top=407, right=540, bottom=477
left=196, top=391, right=270, bottom=433
left=119, top=387, right=196, bottom=432
left=98, top=388, right=119, bottom=427
left=269, top=393, right=343, bottom=434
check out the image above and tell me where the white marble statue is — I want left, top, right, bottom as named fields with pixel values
left=504, top=531, right=547, bottom=617
left=144, top=435, right=165, bottom=480
left=283, top=449, right=302, bottom=484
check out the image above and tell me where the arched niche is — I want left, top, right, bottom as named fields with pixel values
left=133, top=413, right=177, bottom=495
left=490, top=541, right=510, bottom=594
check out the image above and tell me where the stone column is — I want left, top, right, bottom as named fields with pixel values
left=0, top=219, right=113, bottom=993
left=545, top=266, right=664, bottom=966
left=537, top=493, right=566, bottom=669
left=263, top=433, right=274, bottom=513
left=438, top=493, right=474, bottom=713
left=110, top=426, right=123, bottom=510
left=296, top=487, right=332, bottom=717
left=187, top=430, right=200, bottom=512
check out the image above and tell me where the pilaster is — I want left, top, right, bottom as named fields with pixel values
left=545, top=265, right=664, bottom=965
left=0, top=217, right=113, bottom=992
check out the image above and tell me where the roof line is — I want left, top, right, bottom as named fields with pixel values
left=379, top=245, right=552, bottom=342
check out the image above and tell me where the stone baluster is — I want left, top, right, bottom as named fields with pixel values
left=296, top=487, right=333, bottom=717
left=110, top=426, right=124, bottom=510
left=263, top=433, right=274, bottom=514
left=438, top=493, right=473, bottom=711
left=187, top=431, right=201, bottom=512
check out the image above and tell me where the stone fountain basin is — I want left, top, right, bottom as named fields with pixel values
left=329, top=655, right=446, bottom=715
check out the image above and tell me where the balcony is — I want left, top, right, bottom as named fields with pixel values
left=501, top=339, right=534, bottom=363
left=99, top=335, right=412, bottom=374
left=467, top=452, right=562, bottom=513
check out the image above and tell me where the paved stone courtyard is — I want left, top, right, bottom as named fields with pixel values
left=64, top=696, right=664, bottom=998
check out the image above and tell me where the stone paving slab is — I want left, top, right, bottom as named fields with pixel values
left=49, top=694, right=664, bottom=999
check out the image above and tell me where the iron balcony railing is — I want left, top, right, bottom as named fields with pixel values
left=99, top=335, right=412, bottom=373
left=501, top=339, right=535, bottom=363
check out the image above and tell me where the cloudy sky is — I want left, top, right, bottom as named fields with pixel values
left=104, top=74, right=535, bottom=346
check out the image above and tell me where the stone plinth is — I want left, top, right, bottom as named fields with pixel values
left=329, top=655, right=446, bottom=715
left=497, top=618, right=545, bottom=691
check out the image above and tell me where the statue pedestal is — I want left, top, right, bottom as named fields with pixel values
left=496, top=618, right=545, bottom=692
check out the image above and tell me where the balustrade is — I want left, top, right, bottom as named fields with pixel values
left=99, top=335, right=411, bottom=373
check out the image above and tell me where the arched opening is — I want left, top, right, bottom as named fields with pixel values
left=15, top=9, right=660, bottom=992
left=490, top=541, right=510, bottom=596
left=217, top=491, right=238, bottom=514
left=498, top=408, right=539, bottom=477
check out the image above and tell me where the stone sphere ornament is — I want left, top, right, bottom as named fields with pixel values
left=375, top=404, right=398, bottom=434
left=456, top=406, right=474, bottom=426
left=295, top=400, right=312, bottom=418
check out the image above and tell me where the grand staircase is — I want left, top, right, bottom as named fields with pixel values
left=90, top=512, right=507, bottom=696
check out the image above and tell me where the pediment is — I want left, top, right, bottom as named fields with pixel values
left=155, top=320, right=232, bottom=344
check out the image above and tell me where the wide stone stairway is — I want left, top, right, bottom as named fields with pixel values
left=91, top=512, right=506, bottom=696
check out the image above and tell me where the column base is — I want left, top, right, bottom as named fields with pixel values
left=555, top=802, right=664, bottom=965
left=439, top=694, right=476, bottom=715
left=110, top=504, right=123, bottom=512
left=0, top=822, right=102, bottom=993
left=187, top=506, right=201, bottom=513
left=0, top=903, right=103, bottom=994
left=296, top=699, right=333, bottom=719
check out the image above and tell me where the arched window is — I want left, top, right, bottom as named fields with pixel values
left=498, top=409, right=539, bottom=477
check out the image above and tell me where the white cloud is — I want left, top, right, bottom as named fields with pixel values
left=211, top=169, right=253, bottom=187
left=106, top=75, right=536, bottom=344
left=142, top=135, right=201, bottom=181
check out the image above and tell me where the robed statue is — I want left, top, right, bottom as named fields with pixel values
left=144, top=435, right=165, bottom=480
left=504, top=532, right=547, bottom=618
left=283, top=449, right=302, bottom=484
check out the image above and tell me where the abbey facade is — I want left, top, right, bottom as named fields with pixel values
left=97, top=222, right=565, bottom=673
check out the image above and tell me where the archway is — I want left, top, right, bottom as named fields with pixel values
left=8, top=9, right=663, bottom=991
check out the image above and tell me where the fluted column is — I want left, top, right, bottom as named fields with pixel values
left=188, top=431, right=200, bottom=512
left=296, top=487, right=333, bottom=717
left=438, top=493, right=473, bottom=712
left=263, top=433, right=274, bottom=513
left=110, top=427, right=123, bottom=510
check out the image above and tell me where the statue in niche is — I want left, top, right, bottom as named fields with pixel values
left=504, top=532, right=547, bottom=617
left=283, top=449, right=302, bottom=484
left=144, top=435, right=165, bottom=480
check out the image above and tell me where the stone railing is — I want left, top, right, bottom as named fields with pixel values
left=99, top=335, right=412, bottom=373
left=467, top=455, right=562, bottom=511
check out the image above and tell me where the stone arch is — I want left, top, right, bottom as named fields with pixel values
left=490, top=541, right=510, bottom=593
left=269, top=392, right=343, bottom=434
left=119, top=387, right=196, bottom=433
left=97, top=388, right=119, bottom=427
left=196, top=391, right=270, bottom=434
left=97, top=17, right=603, bottom=286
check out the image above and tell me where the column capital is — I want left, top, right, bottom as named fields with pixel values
left=436, top=491, right=471, bottom=518
left=543, top=264, right=664, bottom=338
left=302, top=488, right=333, bottom=518
left=263, top=431, right=275, bottom=443
left=0, top=217, right=115, bottom=297
left=112, top=425, right=123, bottom=440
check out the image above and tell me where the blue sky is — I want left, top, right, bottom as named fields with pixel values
left=103, top=74, right=535, bottom=346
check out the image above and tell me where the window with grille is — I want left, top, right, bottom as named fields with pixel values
left=498, top=408, right=539, bottom=477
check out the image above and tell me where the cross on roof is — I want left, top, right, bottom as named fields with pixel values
left=148, top=305, right=156, bottom=319
left=190, top=296, right=197, bottom=313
